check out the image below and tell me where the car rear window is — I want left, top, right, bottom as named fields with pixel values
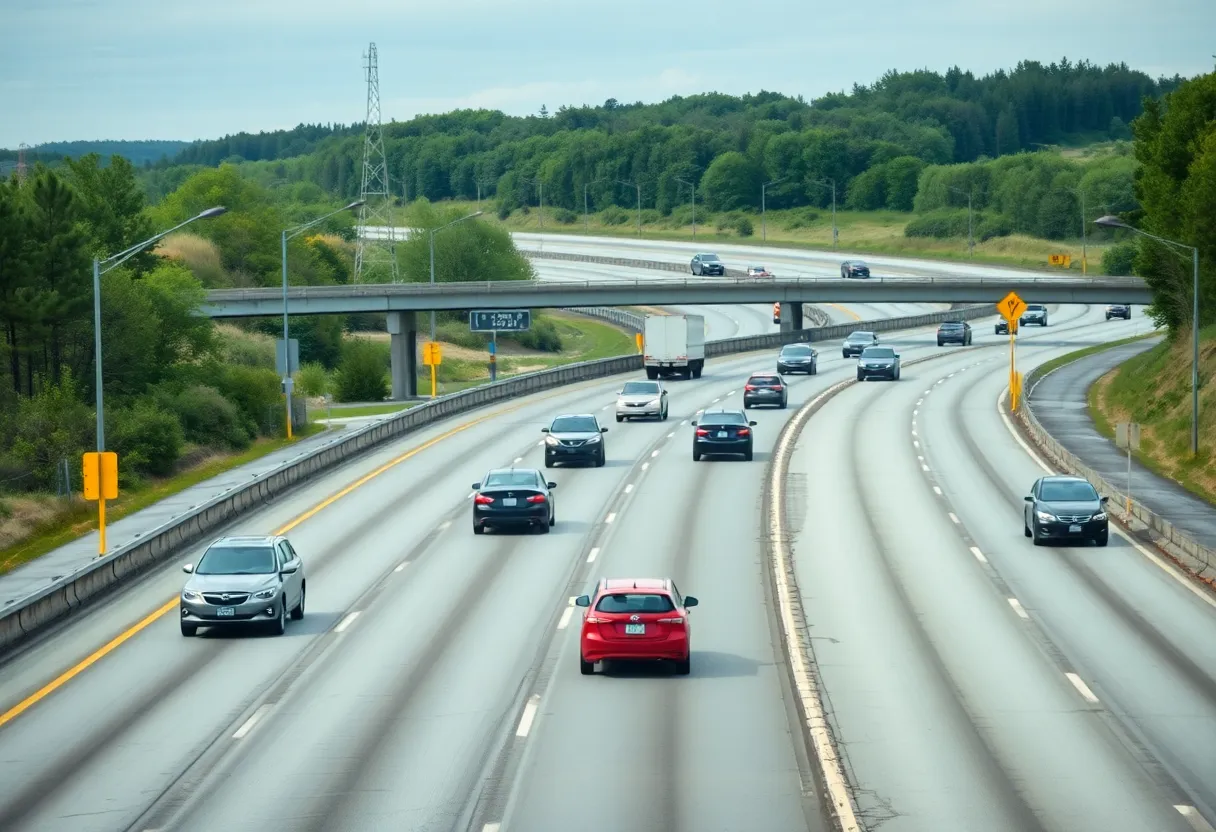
left=940, top=322, right=963, bottom=329
left=781, top=345, right=814, bottom=355
left=550, top=416, right=599, bottom=432
left=1040, top=481, right=1098, bottom=501
left=484, top=471, right=540, bottom=488
left=700, top=411, right=747, bottom=425
left=748, top=375, right=780, bottom=385
left=595, top=593, right=675, bottom=613
left=196, top=546, right=277, bottom=575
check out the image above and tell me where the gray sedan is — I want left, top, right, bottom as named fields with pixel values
left=180, top=535, right=305, bottom=636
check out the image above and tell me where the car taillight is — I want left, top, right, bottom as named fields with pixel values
left=744, top=384, right=756, bottom=391
left=474, top=494, right=493, bottom=504
left=586, top=616, right=610, bottom=624
left=526, top=494, right=546, bottom=503
left=695, top=428, right=709, bottom=436
left=737, top=428, right=750, bottom=436
left=657, top=617, right=684, bottom=624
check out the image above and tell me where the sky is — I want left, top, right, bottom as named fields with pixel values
left=2, top=0, right=1214, bottom=148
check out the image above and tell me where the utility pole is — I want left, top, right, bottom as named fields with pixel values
left=353, top=43, right=399, bottom=283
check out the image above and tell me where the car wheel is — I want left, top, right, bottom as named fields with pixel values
left=1031, top=522, right=1044, bottom=546
left=291, top=583, right=305, bottom=620
left=474, top=522, right=485, bottom=535
left=744, top=445, right=754, bottom=462
left=544, top=454, right=554, bottom=468
left=580, top=654, right=595, bottom=675
left=856, top=372, right=863, bottom=381
left=596, top=449, right=606, bottom=467
left=1094, top=530, right=1109, bottom=547
left=937, top=340, right=943, bottom=347
left=550, top=507, right=556, bottom=527
left=743, top=401, right=751, bottom=409
left=692, top=449, right=701, bottom=461
left=270, top=600, right=287, bottom=636
left=616, top=415, right=623, bottom=422
left=539, top=518, right=551, bottom=534
left=812, top=362, right=818, bottom=375
left=1024, top=521, right=1032, bottom=538
left=181, top=622, right=197, bottom=637
left=661, top=406, right=669, bottom=421
left=780, top=397, right=787, bottom=409
left=674, top=656, right=691, bottom=675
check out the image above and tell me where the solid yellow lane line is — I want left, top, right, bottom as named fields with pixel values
left=827, top=303, right=862, bottom=321
left=0, top=386, right=579, bottom=730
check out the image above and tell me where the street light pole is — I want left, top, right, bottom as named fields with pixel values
left=280, top=199, right=365, bottom=438
left=1094, top=215, right=1201, bottom=455
left=762, top=177, right=787, bottom=242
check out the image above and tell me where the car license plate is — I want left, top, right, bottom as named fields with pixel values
left=625, top=623, right=645, bottom=635
left=502, top=498, right=517, bottom=507
left=717, top=431, right=727, bottom=438
left=1069, top=524, right=1082, bottom=533
left=217, top=607, right=234, bottom=616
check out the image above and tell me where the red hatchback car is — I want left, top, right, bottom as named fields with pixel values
left=575, top=578, right=698, bottom=675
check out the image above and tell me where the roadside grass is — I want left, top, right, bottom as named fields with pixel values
left=1033, top=331, right=1162, bottom=379
left=413, top=200, right=1116, bottom=274
left=1087, top=324, right=1216, bottom=506
left=309, top=401, right=422, bottom=422
left=0, top=424, right=327, bottom=575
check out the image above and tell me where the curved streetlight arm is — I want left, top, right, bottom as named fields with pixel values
left=1093, top=216, right=1196, bottom=256
left=431, top=210, right=485, bottom=238
left=286, top=200, right=365, bottom=241
left=100, top=206, right=227, bottom=274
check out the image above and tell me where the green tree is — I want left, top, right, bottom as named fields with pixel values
left=700, top=152, right=759, bottom=212
left=10, top=368, right=93, bottom=489
left=334, top=338, right=388, bottom=403
left=397, top=201, right=534, bottom=284
left=1130, top=70, right=1216, bottom=331
left=64, top=153, right=155, bottom=271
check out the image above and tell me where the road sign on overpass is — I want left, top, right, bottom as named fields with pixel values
left=200, top=275, right=1153, bottom=319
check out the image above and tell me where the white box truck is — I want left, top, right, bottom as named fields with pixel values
left=643, top=314, right=705, bottom=379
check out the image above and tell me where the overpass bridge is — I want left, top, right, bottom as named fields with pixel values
left=201, top=274, right=1150, bottom=401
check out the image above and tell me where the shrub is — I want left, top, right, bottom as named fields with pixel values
left=783, top=208, right=819, bottom=230
left=976, top=214, right=1014, bottom=242
left=904, top=208, right=973, bottom=239
left=334, top=338, right=389, bottom=402
left=213, top=364, right=283, bottom=435
left=496, top=201, right=511, bottom=221
left=553, top=208, right=577, bottom=225
left=217, top=324, right=276, bottom=369
left=670, top=203, right=706, bottom=227
left=734, top=216, right=754, bottom=237
left=110, top=401, right=185, bottom=478
left=294, top=362, right=330, bottom=397
left=9, top=369, right=93, bottom=491
left=1102, top=240, right=1138, bottom=276
left=640, top=208, right=661, bottom=226
left=600, top=206, right=629, bottom=226
left=513, top=316, right=564, bottom=352
left=173, top=385, right=251, bottom=449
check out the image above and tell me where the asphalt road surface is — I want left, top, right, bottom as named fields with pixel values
left=3, top=299, right=1211, bottom=832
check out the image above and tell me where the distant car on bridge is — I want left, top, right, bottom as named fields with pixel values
left=746, top=265, right=772, bottom=278
left=690, top=253, right=725, bottom=276
left=841, top=260, right=871, bottom=279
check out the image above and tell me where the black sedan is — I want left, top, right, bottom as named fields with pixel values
left=543, top=414, right=608, bottom=467
left=743, top=373, right=787, bottom=409
left=841, top=260, right=871, bottom=278
left=472, top=468, right=557, bottom=534
left=1023, top=475, right=1109, bottom=546
left=857, top=346, right=900, bottom=381
left=995, top=319, right=1018, bottom=335
left=937, top=321, right=972, bottom=346
left=842, top=331, right=879, bottom=358
left=1106, top=304, right=1131, bottom=320
left=692, top=409, right=756, bottom=461
left=777, top=343, right=818, bottom=374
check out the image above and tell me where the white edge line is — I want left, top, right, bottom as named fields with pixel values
left=768, top=384, right=862, bottom=832
left=1008, top=598, right=1030, bottom=619
left=995, top=389, right=1216, bottom=611
left=970, top=546, right=988, bottom=563
left=1065, top=672, right=1100, bottom=703
left=232, top=703, right=273, bottom=739
left=1175, top=806, right=1216, bottom=832
left=515, top=694, right=541, bottom=737
left=557, top=606, right=574, bottom=630
left=335, top=611, right=361, bottom=633
left=587, top=547, right=600, bottom=563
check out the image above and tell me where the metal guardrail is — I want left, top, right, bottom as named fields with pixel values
left=1016, top=365, right=1214, bottom=582
left=0, top=300, right=999, bottom=654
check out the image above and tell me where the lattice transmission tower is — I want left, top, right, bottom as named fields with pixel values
left=353, top=43, right=399, bottom=284
left=16, top=143, right=29, bottom=183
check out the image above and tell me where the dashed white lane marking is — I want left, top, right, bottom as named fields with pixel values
left=394, top=562, right=408, bottom=573
left=924, top=389, right=932, bottom=395
left=642, top=462, right=650, bottom=471
left=483, top=824, right=502, bottom=832
left=970, top=546, right=988, bottom=564
left=335, top=611, right=361, bottom=633
left=712, top=398, right=721, bottom=403
left=916, top=398, right=923, bottom=406
left=232, top=704, right=273, bottom=739
left=587, top=547, right=600, bottom=563
left=917, top=455, right=925, bottom=462
left=1065, top=672, right=1100, bottom=703
left=1175, top=805, right=1216, bottom=832
left=601, top=405, right=610, bottom=410
left=513, top=457, right=523, bottom=463
left=996, top=390, right=1216, bottom=611
left=681, top=419, right=689, bottom=425
left=913, top=409, right=918, bottom=417
left=948, top=512, right=960, bottom=524
left=651, top=450, right=660, bottom=458
left=515, top=694, right=541, bottom=737
left=667, top=431, right=675, bottom=438
left=466, top=492, right=475, bottom=500
left=933, top=486, right=942, bottom=495
left=557, top=605, right=575, bottom=630
left=914, top=440, right=920, bottom=448
left=948, top=373, right=956, bottom=378
left=536, top=440, right=544, bottom=446
left=1008, top=598, right=1030, bottom=619
left=624, top=483, right=634, bottom=494
left=605, top=512, right=617, bottom=524
left=438, top=520, right=451, bottom=531
left=921, top=464, right=930, bottom=472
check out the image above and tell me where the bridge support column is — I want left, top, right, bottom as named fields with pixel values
left=779, top=302, right=803, bottom=332
left=388, top=311, right=418, bottom=400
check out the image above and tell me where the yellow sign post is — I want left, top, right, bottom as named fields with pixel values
left=422, top=341, right=443, bottom=398
left=996, top=292, right=1026, bottom=412
left=82, top=451, right=119, bottom=556
left=1048, top=254, right=1072, bottom=268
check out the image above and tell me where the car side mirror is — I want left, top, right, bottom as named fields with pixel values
left=182, top=563, right=194, bottom=574
left=690, top=420, right=698, bottom=426
left=1024, top=495, right=1034, bottom=502
left=547, top=481, right=558, bottom=489
left=541, top=427, right=549, bottom=433
left=684, top=596, right=699, bottom=607
left=1100, top=496, right=1109, bottom=504
left=600, top=427, right=608, bottom=433
left=472, top=483, right=482, bottom=491
left=615, top=390, right=622, bottom=395
left=749, top=421, right=757, bottom=426
left=281, top=563, right=299, bottom=575
left=574, top=595, right=591, bottom=607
